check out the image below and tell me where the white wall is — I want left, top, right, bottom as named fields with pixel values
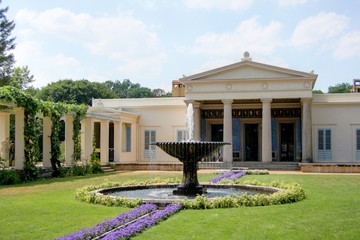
left=135, top=105, right=187, bottom=163
left=95, top=98, right=187, bottom=164
left=312, top=94, right=360, bottom=162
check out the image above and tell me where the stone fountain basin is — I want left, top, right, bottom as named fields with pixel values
left=151, top=141, right=230, bottom=162
left=96, top=184, right=281, bottom=206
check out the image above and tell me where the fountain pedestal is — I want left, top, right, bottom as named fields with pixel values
left=152, top=141, right=229, bottom=196
left=173, top=159, right=204, bottom=195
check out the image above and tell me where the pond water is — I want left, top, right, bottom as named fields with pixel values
left=102, top=185, right=274, bottom=200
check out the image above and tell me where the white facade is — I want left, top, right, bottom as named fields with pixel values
left=2, top=54, right=359, bottom=171
left=90, top=55, right=360, bottom=166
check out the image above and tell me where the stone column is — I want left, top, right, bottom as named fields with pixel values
left=42, top=117, right=52, bottom=168
left=100, top=119, right=110, bottom=165
left=261, top=98, right=272, bottom=163
left=192, top=102, right=201, bottom=141
left=81, top=117, right=94, bottom=162
left=14, top=107, right=25, bottom=170
left=222, top=99, right=233, bottom=166
left=113, top=121, right=122, bottom=162
left=301, top=98, right=312, bottom=163
left=0, top=112, right=10, bottom=167
left=65, top=114, right=74, bottom=165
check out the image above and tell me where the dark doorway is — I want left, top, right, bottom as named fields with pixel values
left=211, top=124, right=223, bottom=141
left=280, top=123, right=295, bottom=161
left=244, top=124, right=259, bottom=161
left=109, top=122, right=114, bottom=162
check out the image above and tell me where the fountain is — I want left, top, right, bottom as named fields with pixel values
left=151, top=103, right=229, bottom=196
left=93, top=103, right=281, bottom=205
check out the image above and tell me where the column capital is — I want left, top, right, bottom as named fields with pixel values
left=301, top=98, right=312, bottom=104
left=184, top=100, right=201, bottom=108
left=0, top=111, right=11, bottom=116
left=221, top=99, right=233, bottom=105
left=260, top=98, right=272, bottom=103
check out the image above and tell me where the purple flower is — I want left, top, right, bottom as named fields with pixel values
left=209, top=171, right=233, bottom=183
left=103, top=204, right=181, bottom=240
left=209, top=171, right=246, bottom=183
left=228, top=171, right=246, bottom=180
left=55, top=203, right=157, bottom=240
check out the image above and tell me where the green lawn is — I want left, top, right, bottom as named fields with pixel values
left=1, top=171, right=360, bottom=240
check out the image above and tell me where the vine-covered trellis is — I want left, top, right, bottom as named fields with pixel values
left=0, top=86, right=89, bottom=178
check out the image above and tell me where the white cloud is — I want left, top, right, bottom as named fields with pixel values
left=192, top=16, right=283, bottom=57
left=333, top=31, right=360, bottom=60
left=48, top=53, right=81, bottom=68
left=291, top=12, right=349, bottom=47
left=277, top=0, right=307, bottom=7
left=13, top=8, right=166, bottom=86
left=117, top=53, right=166, bottom=79
left=183, top=0, right=254, bottom=10
left=13, top=40, right=42, bottom=65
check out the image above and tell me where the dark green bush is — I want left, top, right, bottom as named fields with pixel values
left=0, top=169, right=22, bottom=185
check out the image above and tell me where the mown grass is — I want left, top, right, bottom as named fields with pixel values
left=1, top=171, right=360, bottom=240
left=135, top=174, right=360, bottom=240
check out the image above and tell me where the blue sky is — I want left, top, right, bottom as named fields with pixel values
left=3, top=0, right=360, bottom=92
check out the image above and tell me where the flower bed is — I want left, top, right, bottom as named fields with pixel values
left=209, top=171, right=246, bottom=184
left=103, top=204, right=181, bottom=240
left=182, top=180, right=306, bottom=209
left=76, top=178, right=305, bottom=211
left=75, top=178, right=180, bottom=208
left=55, top=203, right=157, bottom=240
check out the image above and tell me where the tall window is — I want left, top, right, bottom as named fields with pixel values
left=177, top=130, right=189, bottom=142
left=356, top=129, right=360, bottom=160
left=126, top=124, right=131, bottom=152
left=144, top=130, right=156, bottom=159
left=318, top=129, right=332, bottom=161
left=122, top=123, right=131, bottom=152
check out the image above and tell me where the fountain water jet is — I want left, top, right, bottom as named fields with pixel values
left=152, top=103, right=229, bottom=196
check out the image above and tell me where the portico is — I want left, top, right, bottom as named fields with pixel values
left=179, top=53, right=317, bottom=164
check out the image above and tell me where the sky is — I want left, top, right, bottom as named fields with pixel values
left=2, top=0, right=360, bottom=92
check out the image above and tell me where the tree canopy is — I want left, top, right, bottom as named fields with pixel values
left=10, top=66, right=35, bottom=89
left=36, top=79, right=115, bottom=105
left=328, top=82, right=352, bottom=93
left=0, top=3, right=16, bottom=87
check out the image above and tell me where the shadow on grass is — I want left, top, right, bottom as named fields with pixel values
left=0, top=171, right=119, bottom=189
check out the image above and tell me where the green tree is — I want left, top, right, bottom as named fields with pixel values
left=328, top=83, right=352, bottom=93
left=313, top=89, right=323, bottom=94
left=104, top=79, right=141, bottom=98
left=10, top=66, right=35, bottom=89
left=24, top=86, right=39, bottom=96
left=151, top=88, right=165, bottom=97
left=0, top=2, right=16, bottom=87
left=36, top=79, right=115, bottom=105
left=127, top=87, right=152, bottom=98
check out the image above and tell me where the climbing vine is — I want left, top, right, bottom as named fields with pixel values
left=0, top=86, right=89, bottom=178
left=42, top=101, right=67, bottom=176
left=0, top=86, right=40, bottom=180
left=69, top=104, right=88, bottom=162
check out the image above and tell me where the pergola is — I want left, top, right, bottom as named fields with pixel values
left=0, top=98, right=130, bottom=170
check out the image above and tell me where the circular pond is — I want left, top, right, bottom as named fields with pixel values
left=98, top=184, right=280, bottom=205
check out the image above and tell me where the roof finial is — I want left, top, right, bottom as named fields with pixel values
left=242, top=51, right=252, bottom=61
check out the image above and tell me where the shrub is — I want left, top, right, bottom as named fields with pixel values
left=77, top=178, right=306, bottom=210
left=181, top=181, right=306, bottom=209
left=0, top=169, right=22, bottom=185
left=75, top=178, right=181, bottom=208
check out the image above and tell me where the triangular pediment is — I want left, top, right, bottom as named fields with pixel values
left=180, top=60, right=317, bottom=82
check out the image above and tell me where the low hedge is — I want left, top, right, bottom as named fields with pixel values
left=182, top=180, right=306, bottom=209
left=75, top=178, right=306, bottom=209
left=75, top=178, right=181, bottom=208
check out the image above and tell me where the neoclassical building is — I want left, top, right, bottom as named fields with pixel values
left=87, top=53, right=360, bottom=171
left=1, top=53, right=360, bottom=172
